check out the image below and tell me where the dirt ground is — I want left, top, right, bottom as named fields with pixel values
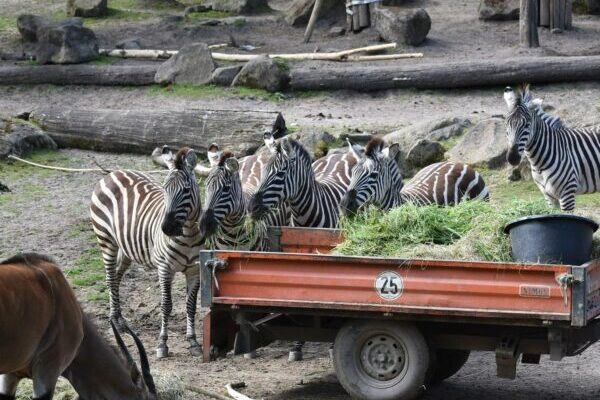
left=2, top=0, right=600, bottom=398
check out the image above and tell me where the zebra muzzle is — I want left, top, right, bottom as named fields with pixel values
left=161, top=212, right=184, bottom=236
left=198, top=209, right=218, bottom=239
left=340, top=189, right=360, bottom=215
left=506, top=144, right=522, bottom=166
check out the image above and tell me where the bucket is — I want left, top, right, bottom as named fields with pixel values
left=503, top=214, right=598, bottom=265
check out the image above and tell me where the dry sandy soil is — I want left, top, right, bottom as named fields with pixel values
left=2, top=0, right=600, bottom=399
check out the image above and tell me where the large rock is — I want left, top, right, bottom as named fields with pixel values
left=66, top=0, right=108, bottom=18
left=116, top=37, right=142, bottom=50
left=211, top=64, right=243, bottom=86
left=17, top=14, right=49, bottom=42
left=405, top=139, right=445, bottom=169
left=35, top=20, right=99, bottom=64
left=292, top=130, right=335, bottom=159
left=232, top=55, right=290, bottom=92
left=155, top=43, right=216, bottom=85
left=285, top=0, right=339, bottom=26
left=0, top=120, right=57, bottom=159
left=478, top=0, right=520, bottom=20
left=371, top=7, right=431, bottom=46
left=448, top=117, right=508, bottom=169
left=203, top=0, right=269, bottom=14
left=384, top=116, right=471, bottom=151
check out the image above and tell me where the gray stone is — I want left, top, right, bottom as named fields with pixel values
left=284, top=0, right=339, bottom=26
left=67, top=0, right=108, bottom=18
left=17, top=14, right=49, bottom=42
left=116, top=37, right=142, bottom=50
left=211, top=64, right=243, bottom=86
left=0, top=120, right=57, bottom=159
left=327, top=26, right=346, bottom=37
left=406, top=139, right=445, bottom=169
left=292, top=131, right=335, bottom=159
left=232, top=55, right=290, bottom=92
left=184, top=4, right=211, bottom=16
left=155, top=43, right=216, bottom=85
left=371, top=7, right=431, bottom=46
left=448, top=117, right=508, bottom=169
left=203, top=0, right=270, bottom=14
left=35, top=20, right=98, bottom=64
left=478, top=0, right=519, bottom=21
left=384, top=116, right=472, bottom=151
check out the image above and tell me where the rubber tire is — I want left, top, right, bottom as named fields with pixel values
left=429, top=349, right=470, bottom=385
left=333, top=320, right=429, bottom=400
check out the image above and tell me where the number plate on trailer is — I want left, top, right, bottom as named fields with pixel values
left=374, top=271, right=404, bottom=301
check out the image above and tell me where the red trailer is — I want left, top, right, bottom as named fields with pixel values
left=200, top=227, right=600, bottom=400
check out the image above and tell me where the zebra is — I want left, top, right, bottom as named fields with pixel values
left=249, top=137, right=359, bottom=227
left=340, top=138, right=489, bottom=214
left=90, top=146, right=203, bottom=359
left=504, top=84, right=600, bottom=211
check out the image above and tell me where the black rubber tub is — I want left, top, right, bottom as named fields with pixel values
left=504, top=214, right=598, bottom=265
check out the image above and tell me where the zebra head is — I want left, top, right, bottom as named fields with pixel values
left=248, top=138, right=305, bottom=219
left=504, top=85, right=537, bottom=166
left=207, top=143, right=221, bottom=168
left=198, top=152, right=242, bottom=241
left=341, top=138, right=402, bottom=214
left=160, top=146, right=200, bottom=236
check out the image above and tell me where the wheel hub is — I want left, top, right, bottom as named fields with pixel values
left=360, top=334, right=405, bottom=381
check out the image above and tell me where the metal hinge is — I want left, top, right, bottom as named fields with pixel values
left=556, top=273, right=582, bottom=306
left=204, top=259, right=228, bottom=291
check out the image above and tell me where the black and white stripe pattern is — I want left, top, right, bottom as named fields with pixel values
left=90, top=147, right=203, bottom=359
left=341, top=138, right=489, bottom=213
left=248, top=138, right=359, bottom=228
left=504, top=85, right=600, bottom=211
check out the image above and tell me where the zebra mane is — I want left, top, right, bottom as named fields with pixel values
left=218, top=151, right=235, bottom=167
left=364, top=138, right=385, bottom=158
left=520, top=84, right=562, bottom=129
left=174, top=147, right=191, bottom=170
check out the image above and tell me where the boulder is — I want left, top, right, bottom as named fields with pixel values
left=284, top=0, right=340, bottom=26
left=116, top=37, right=142, bottom=50
left=17, top=14, right=49, bottom=42
left=211, top=64, right=243, bottom=86
left=203, top=0, right=270, bottom=14
left=371, top=7, right=431, bottom=46
left=155, top=43, right=216, bottom=85
left=232, top=55, right=290, bottom=92
left=35, top=20, right=99, bottom=64
left=292, top=130, right=335, bottom=159
left=478, top=0, right=520, bottom=20
left=66, top=0, right=108, bottom=18
left=405, top=139, right=445, bottom=169
left=0, top=120, right=57, bottom=160
left=384, top=116, right=472, bottom=151
left=447, top=117, right=508, bottom=169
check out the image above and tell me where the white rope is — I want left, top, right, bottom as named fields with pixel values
left=7, top=154, right=168, bottom=174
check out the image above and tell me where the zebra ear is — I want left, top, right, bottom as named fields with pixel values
left=528, top=98, right=543, bottom=111
left=385, top=143, right=401, bottom=163
left=281, top=138, right=294, bottom=158
left=264, top=130, right=276, bottom=153
left=161, top=145, right=177, bottom=170
left=503, top=87, right=519, bottom=109
left=224, top=157, right=239, bottom=173
left=207, top=143, right=221, bottom=168
left=347, top=139, right=365, bottom=159
left=184, top=149, right=197, bottom=171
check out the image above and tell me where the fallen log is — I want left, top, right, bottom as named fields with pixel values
left=290, top=55, right=600, bottom=91
left=29, top=107, right=285, bottom=155
left=0, top=64, right=158, bottom=86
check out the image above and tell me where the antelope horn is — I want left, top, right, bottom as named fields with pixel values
left=124, top=324, right=157, bottom=395
left=110, top=320, right=135, bottom=367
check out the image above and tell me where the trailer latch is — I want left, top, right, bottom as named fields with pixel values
left=556, top=273, right=579, bottom=306
left=205, top=259, right=228, bottom=292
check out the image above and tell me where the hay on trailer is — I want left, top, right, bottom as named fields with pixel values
left=335, top=200, right=600, bottom=262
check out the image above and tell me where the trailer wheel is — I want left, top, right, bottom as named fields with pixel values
left=429, top=349, right=470, bottom=384
left=333, top=320, right=429, bottom=400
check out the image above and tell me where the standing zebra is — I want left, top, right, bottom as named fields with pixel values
left=90, top=146, right=203, bottom=359
left=340, top=138, right=489, bottom=214
left=249, top=137, right=359, bottom=228
left=504, top=85, right=600, bottom=211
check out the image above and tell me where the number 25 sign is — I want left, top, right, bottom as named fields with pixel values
left=374, top=271, right=404, bottom=301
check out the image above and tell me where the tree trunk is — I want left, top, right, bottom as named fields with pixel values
left=520, top=0, right=539, bottom=47
left=0, top=64, right=158, bottom=85
left=29, top=108, right=285, bottom=155
left=290, top=55, right=600, bottom=91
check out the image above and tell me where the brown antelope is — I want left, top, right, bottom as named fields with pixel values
left=0, top=253, right=156, bottom=400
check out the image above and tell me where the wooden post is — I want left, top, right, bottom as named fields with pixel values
left=358, top=4, right=370, bottom=28
left=352, top=5, right=360, bottom=32
left=303, top=0, right=323, bottom=43
left=550, top=0, right=563, bottom=31
left=565, top=0, right=573, bottom=30
left=539, top=0, right=550, bottom=26
left=520, top=0, right=540, bottom=47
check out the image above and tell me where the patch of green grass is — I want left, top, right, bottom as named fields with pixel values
left=0, top=149, right=75, bottom=180
left=185, top=10, right=232, bottom=21
left=66, top=247, right=108, bottom=302
left=88, top=55, right=117, bottom=65
left=147, top=83, right=286, bottom=102
left=0, top=15, right=16, bottom=32
left=232, top=17, right=246, bottom=27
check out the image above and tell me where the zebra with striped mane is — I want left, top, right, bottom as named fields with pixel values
left=504, top=84, right=600, bottom=211
left=248, top=137, right=360, bottom=228
left=340, top=138, right=489, bottom=214
left=90, top=146, right=203, bottom=359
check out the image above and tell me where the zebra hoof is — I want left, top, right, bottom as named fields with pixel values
left=288, top=350, right=303, bottom=362
left=243, top=351, right=257, bottom=359
left=156, top=346, right=169, bottom=359
left=189, top=344, right=202, bottom=357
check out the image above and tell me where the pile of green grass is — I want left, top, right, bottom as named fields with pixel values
left=335, top=199, right=586, bottom=262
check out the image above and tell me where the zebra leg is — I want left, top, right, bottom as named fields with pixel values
left=559, top=190, right=577, bottom=212
left=288, top=341, right=304, bottom=362
left=157, top=268, right=175, bottom=359
left=113, top=250, right=132, bottom=331
left=184, top=267, right=202, bottom=356
left=100, top=243, right=126, bottom=329
left=543, top=192, right=560, bottom=209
